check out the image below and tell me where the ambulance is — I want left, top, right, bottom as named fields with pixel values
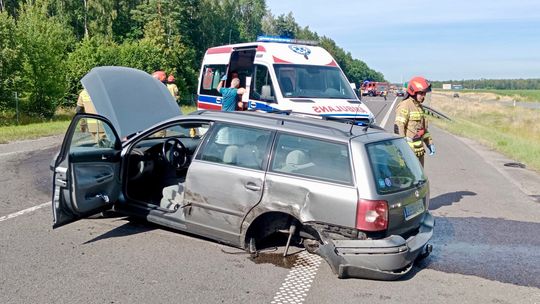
left=197, top=36, right=375, bottom=125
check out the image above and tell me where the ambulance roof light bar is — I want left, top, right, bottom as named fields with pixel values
left=256, top=35, right=319, bottom=46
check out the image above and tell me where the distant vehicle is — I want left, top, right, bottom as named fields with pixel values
left=360, top=81, right=377, bottom=96
left=361, top=81, right=389, bottom=98
left=377, top=85, right=388, bottom=100
left=453, top=93, right=460, bottom=98
left=396, top=90, right=405, bottom=97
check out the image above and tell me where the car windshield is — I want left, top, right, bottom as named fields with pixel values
left=366, top=138, right=425, bottom=194
left=274, top=64, right=357, bottom=99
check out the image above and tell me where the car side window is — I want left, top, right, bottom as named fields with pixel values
left=198, top=124, right=272, bottom=170
left=199, top=64, right=227, bottom=96
left=70, top=117, right=117, bottom=149
left=270, top=133, right=352, bottom=184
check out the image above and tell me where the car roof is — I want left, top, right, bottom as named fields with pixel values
left=187, top=110, right=396, bottom=143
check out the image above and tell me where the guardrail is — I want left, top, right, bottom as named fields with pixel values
left=423, top=105, right=452, bottom=121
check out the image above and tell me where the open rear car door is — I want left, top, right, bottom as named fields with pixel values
left=52, top=114, right=122, bottom=228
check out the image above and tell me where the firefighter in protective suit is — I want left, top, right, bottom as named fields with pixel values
left=394, top=76, right=435, bottom=166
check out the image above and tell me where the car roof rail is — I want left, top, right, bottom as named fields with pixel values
left=188, top=110, right=209, bottom=116
left=191, top=109, right=382, bottom=137
left=235, top=110, right=381, bottom=137
left=270, top=110, right=380, bottom=129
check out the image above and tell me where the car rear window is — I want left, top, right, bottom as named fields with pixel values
left=366, top=138, right=425, bottom=194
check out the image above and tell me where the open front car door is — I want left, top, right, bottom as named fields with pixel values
left=52, top=114, right=122, bottom=228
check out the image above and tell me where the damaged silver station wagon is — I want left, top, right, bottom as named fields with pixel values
left=51, top=66, right=434, bottom=280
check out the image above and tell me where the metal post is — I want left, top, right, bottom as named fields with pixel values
left=15, top=92, right=19, bottom=125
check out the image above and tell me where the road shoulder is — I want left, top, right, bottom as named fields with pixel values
left=0, top=135, right=64, bottom=157
left=436, top=126, right=540, bottom=201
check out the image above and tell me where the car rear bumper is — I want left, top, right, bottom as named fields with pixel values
left=315, top=211, right=434, bottom=280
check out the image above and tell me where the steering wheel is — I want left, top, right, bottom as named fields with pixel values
left=162, top=138, right=187, bottom=169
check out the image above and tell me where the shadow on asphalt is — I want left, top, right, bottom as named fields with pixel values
left=429, top=191, right=476, bottom=210
left=82, top=215, right=225, bottom=249
left=414, top=216, right=540, bottom=288
left=83, top=217, right=156, bottom=244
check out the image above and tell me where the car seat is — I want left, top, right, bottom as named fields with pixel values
left=261, top=85, right=273, bottom=100
left=223, top=145, right=239, bottom=164
left=279, top=150, right=314, bottom=173
left=160, top=183, right=184, bottom=210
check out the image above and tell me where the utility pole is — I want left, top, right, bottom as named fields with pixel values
left=83, top=0, right=88, bottom=38
left=15, top=92, right=19, bottom=125
left=0, top=0, right=4, bottom=12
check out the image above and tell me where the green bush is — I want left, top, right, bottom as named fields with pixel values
left=16, top=1, right=75, bottom=118
left=64, top=36, right=120, bottom=107
left=0, top=12, right=21, bottom=112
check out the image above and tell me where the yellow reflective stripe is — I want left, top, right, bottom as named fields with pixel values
left=409, top=111, right=424, bottom=120
left=395, top=116, right=407, bottom=123
left=400, top=108, right=409, bottom=115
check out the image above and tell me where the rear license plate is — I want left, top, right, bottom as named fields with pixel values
left=404, top=200, right=425, bottom=221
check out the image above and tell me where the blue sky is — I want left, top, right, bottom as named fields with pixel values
left=266, top=0, right=540, bottom=83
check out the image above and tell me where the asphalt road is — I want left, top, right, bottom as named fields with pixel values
left=1, top=99, right=539, bottom=304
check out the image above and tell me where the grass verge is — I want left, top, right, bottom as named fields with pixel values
left=0, top=105, right=198, bottom=144
left=459, top=89, right=540, bottom=102
left=0, top=121, right=70, bottom=144
left=429, top=94, right=540, bottom=172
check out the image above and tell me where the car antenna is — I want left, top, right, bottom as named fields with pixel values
left=349, top=102, right=362, bottom=135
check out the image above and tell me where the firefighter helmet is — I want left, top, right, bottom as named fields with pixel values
left=407, top=76, right=431, bottom=95
left=152, top=71, right=166, bottom=82
left=167, top=75, right=175, bottom=83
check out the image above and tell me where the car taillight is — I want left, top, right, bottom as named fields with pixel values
left=356, top=199, right=388, bottom=231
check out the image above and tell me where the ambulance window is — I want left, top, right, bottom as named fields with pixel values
left=250, top=65, right=275, bottom=102
left=200, top=64, right=227, bottom=96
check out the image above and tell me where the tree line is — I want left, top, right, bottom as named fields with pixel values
left=431, top=78, right=540, bottom=90
left=0, top=0, right=384, bottom=120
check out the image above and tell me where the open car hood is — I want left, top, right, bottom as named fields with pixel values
left=81, top=66, right=182, bottom=139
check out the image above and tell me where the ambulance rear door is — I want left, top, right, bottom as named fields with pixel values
left=228, top=46, right=257, bottom=89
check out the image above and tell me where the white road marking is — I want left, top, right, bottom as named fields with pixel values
left=379, top=96, right=399, bottom=129
left=0, top=201, right=51, bottom=222
left=271, top=251, right=322, bottom=304
left=0, top=151, right=21, bottom=158
left=0, top=145, right=58, bottom=158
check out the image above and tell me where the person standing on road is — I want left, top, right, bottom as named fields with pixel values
left=216, top=74, right=246, bottom=112
left=167, top=74, right=180, bottom=103
left=152, top=70, right=167, bottom=85
left=76, top=89, right=97, bottom=134
left=394, top=76, right=435, bottom=166
left=76, top=89, right=96, bottom=115
left=75, top=89, right=113, bottom=144
left=152, top=70, right=170, bottom=137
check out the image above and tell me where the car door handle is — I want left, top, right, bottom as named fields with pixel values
left=95, top=174, right=113, bottom=183
left=95, top=194, right=110, bottom=203
left=244, top=182, right=261, bottom=191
